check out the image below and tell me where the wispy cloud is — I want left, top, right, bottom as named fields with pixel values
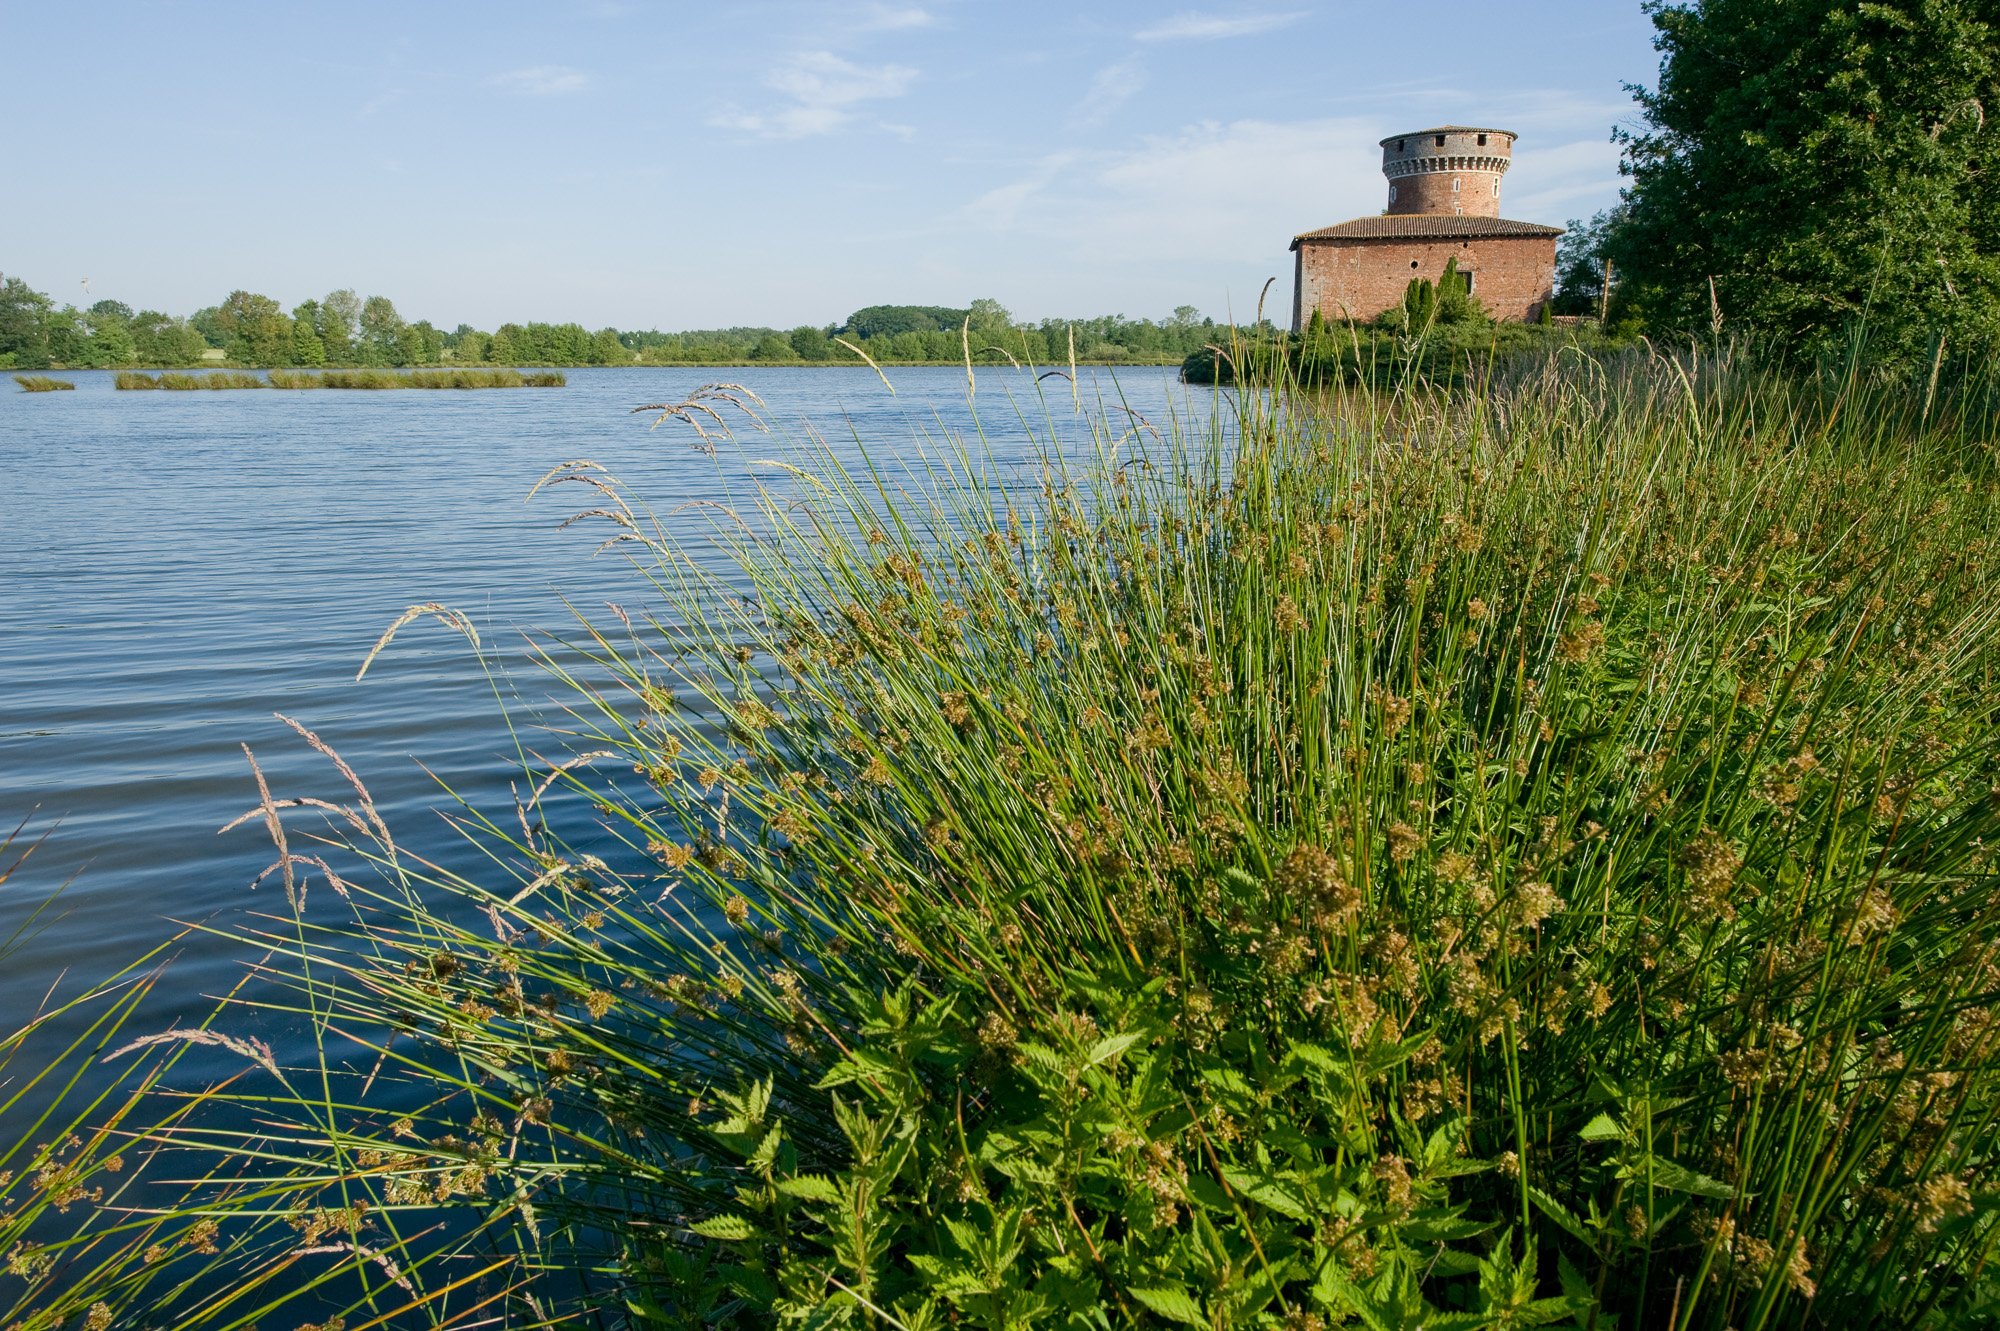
left=491, top=65, right=593, bottom=96
left=1069, top=60, right=1144, bottom=130
left=858, top=4, right=934, bottom=29
left=1136, top=11, right=1307, bottom=41
left=710, top=51, right=917, bottom=138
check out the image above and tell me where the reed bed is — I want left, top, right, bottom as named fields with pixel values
left=114, top=372, right=267, bottom=391
left=17, top=344, right=2000, bottom=1330
left=12, top=375, right=74, bottom=391
left=267, top=368, right=565, bottom=389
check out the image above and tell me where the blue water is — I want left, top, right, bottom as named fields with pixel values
left=0, top=365, right=1209, bottom=1036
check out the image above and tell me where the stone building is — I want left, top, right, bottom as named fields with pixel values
left=1290, top=126, right=1563, bottom=327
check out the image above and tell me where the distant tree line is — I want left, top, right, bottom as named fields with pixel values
left=0, top=278, right=1219, bottom=370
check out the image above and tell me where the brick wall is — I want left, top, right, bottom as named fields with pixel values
left=1294, top=233, right=1557, bottom=326
left=1387, top=169, right=1505, bottom=217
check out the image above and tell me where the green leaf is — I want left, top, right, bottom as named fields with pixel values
left=1128, top=1286, right=1208, bottom=1326
left=1579, top=1113, right=1624, bottom=1142
left=1635, top=1156, right=1738, bottom=1200
left=688, top=1214, right=758, bottom=1240
left=1085, top=1031, right=1144, bottom=1066
left=776, top=1174, right=843, bottom=1202
left=1220, top=1166, right=1311, bottom=1220
left=1186, top=1174, right=1233, bottom=1212
left=1528, top=1186, right=1593, bottom=1244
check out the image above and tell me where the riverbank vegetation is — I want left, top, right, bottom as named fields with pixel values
left=0, top=276, right=1220, bottom=373
left=12, top=375, right=72, bottom=391
left=12, top=340, right=2000, bottom=1330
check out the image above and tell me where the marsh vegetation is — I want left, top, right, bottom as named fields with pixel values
left=11, top=343, right=2000, bottom=1331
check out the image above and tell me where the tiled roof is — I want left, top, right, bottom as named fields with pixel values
left=1290, top=215, right=1565, bottom=247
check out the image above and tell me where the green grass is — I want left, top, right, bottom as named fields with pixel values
left=268, top=368, right=566, bottom=389
left=115, top=372, right=267, bottom=390
left=17, top=344, right=2000, bottom=1329
left=13, top=375, right=74, bottom=391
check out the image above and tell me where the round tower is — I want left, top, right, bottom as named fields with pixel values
left=1380, top=126, right=1515, bottom=217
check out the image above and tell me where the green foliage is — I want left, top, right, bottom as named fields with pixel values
left=841, top=304, right=970, bottom=339
left=160, top=349, right=2000, bottom=1331
left=12, top=375, right=72, bottom=391
left=788, top=325, right=830, bottom=361
left=751, top=333, right=800, bottom=362
left=1615, top=0, right=2000, bottom=360
left=214, top=290, right=290, bottom=366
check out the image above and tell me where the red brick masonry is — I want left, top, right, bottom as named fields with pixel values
left=1290, top=215, right=1563, bottom=327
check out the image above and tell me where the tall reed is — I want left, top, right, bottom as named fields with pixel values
left=13, top=376, right=75, bottom=391
left=116, top=372, right=267, bottom=390
left=267, top=369, right=565, bottom=389
left=50, top=346, right=2000, bottom=1329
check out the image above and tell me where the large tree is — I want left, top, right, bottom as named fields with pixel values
left=1614, top=0, right=2000, bottom=360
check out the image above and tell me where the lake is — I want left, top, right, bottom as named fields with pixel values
left=0, top=365, right=1213, bottom=1055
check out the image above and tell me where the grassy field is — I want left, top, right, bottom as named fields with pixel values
left=10, top=345, right=2000, bottom=1330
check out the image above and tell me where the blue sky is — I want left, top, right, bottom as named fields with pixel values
left=0, top=1, right=1659, bottom=331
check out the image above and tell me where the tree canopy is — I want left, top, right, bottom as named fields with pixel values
left=1612, top=0, right=2000, bottom=359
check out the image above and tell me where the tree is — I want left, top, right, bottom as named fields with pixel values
left=1613, top=0, right=2000, bottom=359
left=588, top=327, right=628, bottom=365
left=319, top=289, right=361, bottom=362
left=451, top=328, right=491, bottom=363
left=751, top=333, right=799, bottom=361
left=359, top=295, right=404, bottom=365
left=967, top=298, right=1012, bottom=334
left=214, top=291, right=291, bottom=365
left=396, top=320, right=442, bottom=366
left=788, top=325, right=830, bottom=360
left=1170, top=305, right=1202, bottom=330
left=842, top=305, right=968, bottom=339
left=489, top=324, right=526, bottom=365
left=0, top=274, right=53, bottom=368
left=290, top=301, right=326, bottom=366
left=1553, top=208, right=1627, bottom=317
left=130, top=311, right=207, bottom=365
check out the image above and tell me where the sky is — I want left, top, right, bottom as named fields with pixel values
left=0, top=0, right=1661, bottom=332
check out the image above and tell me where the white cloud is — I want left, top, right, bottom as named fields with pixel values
left=858, top=4, right=934, bottom=29
left=1069, top=60, right=1145, bottom=129
left=491, top=65, right=593, bottom=96
left=961, top=119, right=1380, bottom=268
left=710, top=51, right=917, bottom=138
left=1135, top=11, right=1307, bottom=41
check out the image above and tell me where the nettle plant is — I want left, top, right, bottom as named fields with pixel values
left=236, top=355, right=2000, bottom=1330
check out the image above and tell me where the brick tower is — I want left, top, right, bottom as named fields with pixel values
left=1289, top=124, right=1560, bottom=327
left=1382, top=125, right=1512, bottom=217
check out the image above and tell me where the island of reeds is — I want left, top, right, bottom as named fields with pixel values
left=12, top=374, right=73, bottom=391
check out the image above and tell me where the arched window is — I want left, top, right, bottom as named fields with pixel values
left=1389, top=185, right=1397, bottom=203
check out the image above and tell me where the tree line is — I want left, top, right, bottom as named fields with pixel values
left=0, top=279, right=1221, bottom=371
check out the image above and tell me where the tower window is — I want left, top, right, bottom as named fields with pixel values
left=1395, top=139, right=1405, bottom=151
left=1389, top=185, right=1397, bottom=202
left=1435, top=134, right=1446, bottom=147
left=1452, top=178, right=1461, bottom=192
left=1477, top=133, right=1487, bottom=146
left=1462, top=271, right=1475, bottom=292
left=1410, top=260, right=1419, bottom=269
